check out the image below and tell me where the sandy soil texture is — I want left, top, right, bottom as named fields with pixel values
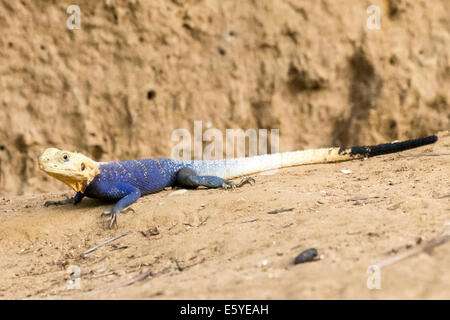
left=1, top=0, right=449, bottom=300
left=0, top=131, right=448, bottom=299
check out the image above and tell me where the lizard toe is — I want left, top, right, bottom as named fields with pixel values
left=221, top=177, right=255, bottom=190
left=109, top=213, right=118, bottom=228
left=101, top=209, right=112, bottom=216
left=102, top=208, right=134, bottom=215
left=101, top=208, right=134, bottom=228
left=44, top=200, right=64, bottom=207
left=100, top=211, right=117, bottom=228
left=221, top=181, right=236, bottom=190
left=236, top=177, right=255, bottom=187
left=121, top=207, right=135, bottom=214
left=44, top=201, right=56, bottom=207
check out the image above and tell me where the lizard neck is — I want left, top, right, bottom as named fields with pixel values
left=55, top=163, right=100, bottom=193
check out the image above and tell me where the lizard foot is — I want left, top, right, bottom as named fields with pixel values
left=221, top=177, right=255, bottom=190
left=44, top=196, right=74, bottom=207
left=44, top=200, right=65, bottom=207
left=101, top=207, right=135, bottom=228
left=236, top=177, right=255, bottom=187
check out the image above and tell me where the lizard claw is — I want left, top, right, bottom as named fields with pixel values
left=101, top=210, right=118, bottom=228
left=101, top=209, right=112, bottom=216
left=108, top=212, right=118, bottom=228
left=101, top=207, right=134, bottom=216
left=122, top=207, right=135, bottom=214
left=236, top=177, right=255, bottom=187
left=221, top=181, right=236, bottom=190
left=44, top=195, right=75, bottom=207
left=222, top=177, right=255, bottom=190
left=101, top=207, right=135, bottom=228
left=44, top=200, right=62, bottom=207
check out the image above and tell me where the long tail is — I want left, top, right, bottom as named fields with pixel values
left=184, top=135, right=438, bottom=179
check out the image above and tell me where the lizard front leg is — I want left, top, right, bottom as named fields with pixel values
left=44, top=192, right=84, bottom=207
left=99, top=183, right=141, bottom=228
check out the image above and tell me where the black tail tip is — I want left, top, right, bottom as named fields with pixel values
left=350, top=134, right=438, bottom=157
left=428, top=135, right=438, bottom=143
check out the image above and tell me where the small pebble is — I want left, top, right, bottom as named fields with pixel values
left=294, top=248, right=318, bottom=265
left=341, top=169, right=352, bottom=174
left=96, top=267, right=106, bottom=273
left=169, top=189, right=187, bottom=196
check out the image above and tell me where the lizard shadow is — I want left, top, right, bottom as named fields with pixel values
left=44, top=197, right=117, bottom=212
left=75, top=198, right=119, bottom=211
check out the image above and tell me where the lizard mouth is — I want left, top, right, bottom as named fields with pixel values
left=39, top=165, right=85, bottom=180
left=38, top=157, right=82, bottom=178
left=41, top=168, right=90, bottom=192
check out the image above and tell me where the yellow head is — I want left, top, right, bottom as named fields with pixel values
left=39, top=148, right=100, bottom=192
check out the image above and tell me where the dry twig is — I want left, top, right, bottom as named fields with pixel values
left=82, top=232, right=132, bottom=257
left=374, top=234, right=450, bottom=269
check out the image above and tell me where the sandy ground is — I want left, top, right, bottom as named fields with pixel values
left=0, top=131, right=448, bottom=300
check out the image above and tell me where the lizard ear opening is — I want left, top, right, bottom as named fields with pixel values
left=81, top=163, right=86, bottom=171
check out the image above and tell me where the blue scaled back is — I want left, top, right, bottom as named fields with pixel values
left=83, top=158, right=186, bottom=200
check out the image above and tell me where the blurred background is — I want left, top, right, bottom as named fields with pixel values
left=1, top=0, right=449, bottom=195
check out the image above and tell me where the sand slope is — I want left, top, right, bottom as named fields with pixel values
left=0, top=131, right=448, bottom=299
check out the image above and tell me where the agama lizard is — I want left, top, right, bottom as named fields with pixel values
left=39, top=135, right=437, bottom=227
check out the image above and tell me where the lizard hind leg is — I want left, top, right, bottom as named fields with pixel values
left=175, top=167, right=255, bottom=190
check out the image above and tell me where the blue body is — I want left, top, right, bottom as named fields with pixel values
left=76, top=158, right=229, bottom=216
left=84, top=159, right=183, bottom=200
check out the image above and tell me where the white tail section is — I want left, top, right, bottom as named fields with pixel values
left=184, top=147, right=357, bottom=179
left=176, top=135, right=438, bottom=179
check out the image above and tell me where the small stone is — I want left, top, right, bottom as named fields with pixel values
left=96, top=267, right=106, bottom=273
left=294, top=248, right=318, bottom=265
left=169, top=189, right=187, bottom=196
left=141, top=227, right=160, bottom=237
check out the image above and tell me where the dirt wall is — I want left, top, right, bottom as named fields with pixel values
left=1, top=0, right=449, bottom=195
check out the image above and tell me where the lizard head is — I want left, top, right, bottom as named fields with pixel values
left=39, top=148, right=100, bottom=192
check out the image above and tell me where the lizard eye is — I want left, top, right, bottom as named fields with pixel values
left=81, top=163, right=85, bottom=171
left=63, top=154, right=69, bottom=161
